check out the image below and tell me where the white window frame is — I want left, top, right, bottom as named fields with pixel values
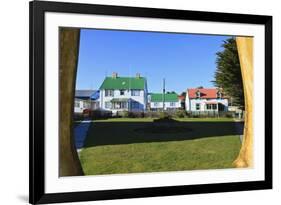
left=170, top=102, right=176, bottom=107
left=212, top=104, right=217, bottom=110
left=206, top=104, right=218, bottom=110
left=120, top=90, right=125, bottom=96
left=105, top=101, right=112, bottom=109
left=196, top=103, right=200, bottom=110
left=131, top=89, right=140, bottom=96
left=105, top=90, right=114, bottom=97
left=74, top=101, right=80, bottom=108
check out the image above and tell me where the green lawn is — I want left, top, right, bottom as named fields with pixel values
left=79, top=118, right=242, bottom=175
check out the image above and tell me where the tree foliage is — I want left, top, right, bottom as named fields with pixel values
left=180, top=92, right=186, bottom=97
left=213, top=38, right=245, bottom=109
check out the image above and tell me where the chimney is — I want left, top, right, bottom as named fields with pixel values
left=136, top=73, right=141, bottom=78
left=112, top=72, right=118, bottom=78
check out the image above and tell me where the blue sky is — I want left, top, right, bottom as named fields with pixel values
left=76, top=28, right=229, bottom=94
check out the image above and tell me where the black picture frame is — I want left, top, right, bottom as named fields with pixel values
left=29, top=0, right=272, bottom=204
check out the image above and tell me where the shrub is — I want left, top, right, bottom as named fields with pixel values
left=185, top=111, right=192, bottom=118
left=159, top=112, right=171, bottom=119
left=116, top=111, right=145, bottom=118
left=73, top=113, right=84, bottom=121
left=175, top=109, right=186, bottom=118
left=90, top=110, right=112, bottom=119
left=225, top=112, right=234, bottom=118
left=129, top=111, right=145, bottom=118
left=144, top=111, right=160, bottom=118
left=117, top=111, right=129, bottom=118
left=220, top=111, right=235, bottom=118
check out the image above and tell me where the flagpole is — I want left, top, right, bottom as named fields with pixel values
left=163, top=78, right=165, bottom=111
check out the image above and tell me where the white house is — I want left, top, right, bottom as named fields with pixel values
left=185, top=88, right=228, bottom=112
left=74, top=90, right=100, bottom=113
left=99, top=73, right=148, bottom=114
left=148, top=93, right=181, bottom=111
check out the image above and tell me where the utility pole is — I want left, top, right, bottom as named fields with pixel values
left=163, top=78, right=165, bottom=111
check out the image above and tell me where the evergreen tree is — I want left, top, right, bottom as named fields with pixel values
left=213, top=38, right=245, bottom=109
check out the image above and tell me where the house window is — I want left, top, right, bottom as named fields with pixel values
left=113, top=102, right=127, bottom=109
left=120, top=90, right=125, bottom=95
left=196, top=103, right=200, bottom=110
left=131, top=90, right=140, bottom=96
left=81, top=101, right=90, bottom=109
left=212, top=104, right=217, bottom=110
left=121, top=102, right=128, bottom=109
left=105, top=90, right=114, bottom=97
left=131, top=102, right=139, bottom=109
left=105, top=102, right=112, bottom=109
left=75, top=101, right=80, bottom=108
left=170, top=102, right=176, bottom=107
left=217, top=91, right=222, bottom=99
left=196, top=90, right=201, bottom=98
left=206, top=104, right=217, bottom=110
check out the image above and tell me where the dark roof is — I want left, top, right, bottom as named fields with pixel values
left=75, top=90, right=99, bottom=100
left=150, top=93, right=179, bottom=102
left=100, top=77, right=146, bottom=90
left=75, top=90, right=96, bottom=97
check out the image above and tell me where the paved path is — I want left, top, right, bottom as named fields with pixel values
left=74, top=120, right=91, bottom=151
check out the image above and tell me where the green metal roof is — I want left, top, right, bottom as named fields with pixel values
left=100, top=77, right=146, bottom=90
left=150, top=93, right=179, bottom=102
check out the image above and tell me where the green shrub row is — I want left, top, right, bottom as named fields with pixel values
left=74, top=109, right=237, bottom=120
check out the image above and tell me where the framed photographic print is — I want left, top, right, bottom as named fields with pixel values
left=29, top=0, right=272, bottom=204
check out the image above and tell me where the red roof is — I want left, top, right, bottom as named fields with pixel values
left=187, top=88, right=223, bottom=99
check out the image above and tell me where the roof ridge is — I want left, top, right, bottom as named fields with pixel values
left=100, top=76, right=146, bottom=90
left=105, top=76, right=145, bottom=78
left=187, top=87, right=219, bottom=90
left=150, top=92, right=178, bottom=95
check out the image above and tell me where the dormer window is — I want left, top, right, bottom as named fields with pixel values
left=217, top=91, right=222, bottom=99
left=120, top=90, right=125, bottom=95
left=196, top=90, right=201, bottom=98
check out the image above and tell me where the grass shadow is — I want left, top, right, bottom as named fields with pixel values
left=83, top=121, right=244, bottom=148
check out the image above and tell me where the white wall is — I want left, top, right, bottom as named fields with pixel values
left=189, top=98, right=228, bottom=111
left=74, top=99, right=99, bottom=113
left=185, top=93, right=228, bottom=112
left=185, top=92, right=190, bottom=111
left=100, top=89, right=146, bottom=111
left=0, top=0, right=280, bottom=205
left=150, top=101, right=181, bottom=110
left=74, top=99, right=85, bottom=113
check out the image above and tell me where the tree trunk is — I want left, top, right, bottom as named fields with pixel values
left=233, top=37, right=253, bottom=168
left=59, top=28, right=84, bottom=176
